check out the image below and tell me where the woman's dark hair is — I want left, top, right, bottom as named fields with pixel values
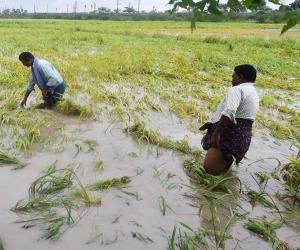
left=234, top=64, right=257, bottom=82
left=19, top=52, right=34, bottom=61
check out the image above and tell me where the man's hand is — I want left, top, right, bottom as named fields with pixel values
left=199, top=122, right=212, bottom=131
left=42, top=89, right=49, bottom=97
left=20, top=98, right=27, bottom=107
left=21, top=90, right=32, bottom=108
left=211, top=130, right=220, bottom=148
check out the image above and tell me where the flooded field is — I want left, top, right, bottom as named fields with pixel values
left=0, top=20, right=299, bottom=249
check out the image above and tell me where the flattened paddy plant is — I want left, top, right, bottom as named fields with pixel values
left=246, top=190, right=273, bottom=207
left=55, top=96, right=92, bottom=118
left=0, top=149, right=26, bottom=169
left=245, top=217, right=288, bottom=250
left=12, top=163, right=101, bottom=240
left=89, top=176, right=131, bottom=191
left=126, top=121, right=202, bottom=158
left=280, top=156, right=300, bottom=192
left=183, top=159, right=240, bottom=193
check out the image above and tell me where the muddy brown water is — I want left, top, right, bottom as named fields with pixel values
left=0, top=111, right=299, bottom=250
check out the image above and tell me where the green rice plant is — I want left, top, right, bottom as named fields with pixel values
left=42, top=217, right=65, bottom=240
left=13, top=195, right=74, bottom=213
left=246, top=190, right=275, bottom=209
left=71, top=173, right=102, bottom=206
left=89, top=176, right=131, bottom=191
left=168, top=223, right=209, bottom=250
left=0, top=149, right=26, bottom=169
left=168, top=225, right=177, bottom=250
left=276, top=155, right=300, bottom=205
left=280, top=156, right=300, bottom=192
left=55, top=97, right=92, bottom=118
left=0, top=237, right=4, bottom=250
left=120, top=189, right=142, bottom=201
left=131, top=231, right=154, bottom=243
left=200, top=190, right=243, bottom=249
left=83, top=139, right=98, bottom=151
left=126, top=121, right=202, bottom=159
left=183, top=159, right=240, bottom=193
left=74, top=144, right=82, bottom=158
left=29, top=167, right=73, bottom=198
left=281, top=204, right=300, bottom=221
left=93, top=160, right=104, bottom=172
left=3, top=98, right=18, bottom=111
left=12, top=164, right=101, bottom=240
left=16, top=127, right=41, bottom=152
left=85, top=233, right=104, bottom=245
left=16, top=213, right=63, bottom=229
left=244, top=217, right=288, bottom=250
left=255, top=171, right=270, bottom=185
left=0, top=111, right=14, bottom=126
left=159, top=196, right=175, bottom=216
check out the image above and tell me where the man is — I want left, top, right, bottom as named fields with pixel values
left=19, top=52, right=65, bottom=108
left=200, top=64, right=259, bottom=176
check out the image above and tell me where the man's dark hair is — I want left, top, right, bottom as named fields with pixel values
left=19, top=52, right=34, bottom=61
left=234, top=64, right=257, bottom=82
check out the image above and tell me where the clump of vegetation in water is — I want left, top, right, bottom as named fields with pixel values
left=280, top=155, right=300, bottom=192
left=246, top=190, right=276, bottom=209
left=183, top=159, right=240, bottom=193
left=12, top=162, right=101, bottom=240
left=0, top=149, right=26, bottom=169
left=55, top=96, right=92, bottom=118
left=278, top=154, right=300, bottom=204
left=244, top=217, right=288, bottom=250
left=126, top=121, right=202, bottom=159
left=89, top=176, right=131, bottom=191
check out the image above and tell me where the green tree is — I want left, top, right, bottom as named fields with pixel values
left=290, top=0, right=300, bottom=10
left=168, top=0, right=300, bottom=34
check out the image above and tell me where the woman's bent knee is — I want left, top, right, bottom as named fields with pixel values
left=203, top=148, right=228, bottom=176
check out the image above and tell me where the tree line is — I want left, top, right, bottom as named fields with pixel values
left=0, top=0, right=299, bottom=25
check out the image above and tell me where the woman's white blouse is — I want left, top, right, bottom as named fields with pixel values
left=211, top=82, right=260, bottom=124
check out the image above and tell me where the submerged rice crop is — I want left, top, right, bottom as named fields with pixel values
left=0, top=149, right=26, bottom=169
left=89, top=176, right=131, bottom=191
left=183, top=159, right=240, bottom=193
left=244, top=217, right=288, bottom=250
left=126, top=121, right=202, bottom=158
left=12, top=163, right=101, bottom=240
left=280, top=156, right=300, bottom=192
left=55, top=96, right=92, bottom=118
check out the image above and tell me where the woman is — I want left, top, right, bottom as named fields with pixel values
left=200, top=64, right=259, bottom=176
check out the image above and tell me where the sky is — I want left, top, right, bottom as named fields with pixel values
left=0, top=0, right=171, bottom=13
